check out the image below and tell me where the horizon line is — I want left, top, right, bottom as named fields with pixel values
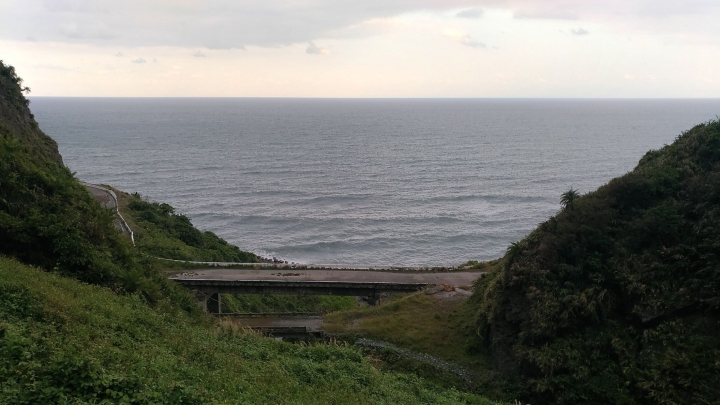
left=27, top=96, right=720, bottom=100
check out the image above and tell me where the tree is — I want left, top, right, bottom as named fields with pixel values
left=560, top=188, right=580, bottom=210
left=506, top=241, right=523, bottom=264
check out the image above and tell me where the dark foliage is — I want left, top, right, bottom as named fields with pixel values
left=0, top=134, right=128, bottom=284
left=472, top=120, right=720, bottom=404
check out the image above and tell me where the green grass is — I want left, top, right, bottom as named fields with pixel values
left=457, top=259, right=502, bottom=271
left=322, top=292, right=511, bottom=400
left=0, top=255, right=506, bottom=405
left=324, top=292, right=488, bottom=372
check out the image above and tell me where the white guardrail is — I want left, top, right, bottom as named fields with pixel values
left=155, top=257, right=462, bottom=271
left=81, top=182, right=135, bottom=246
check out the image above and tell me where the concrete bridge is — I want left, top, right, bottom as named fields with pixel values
left=170, top=269, right=483, bottom=313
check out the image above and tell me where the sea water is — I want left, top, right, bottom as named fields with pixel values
left=29, top=98, right=720, bottom=266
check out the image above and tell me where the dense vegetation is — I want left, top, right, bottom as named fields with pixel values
left=121, top=191, right=260, bottom=262
left=0, top=256, right=502, bottom=404
left=472, top=120, right=720, bottom=404
left=222, top=293, right=356, bottom=313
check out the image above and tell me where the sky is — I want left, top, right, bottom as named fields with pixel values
left=1, top=0, right=719, bottom=97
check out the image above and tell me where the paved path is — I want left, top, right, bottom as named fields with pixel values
left=85, top=184, right=116, bottom=209
left=82, top=182, right=135, bottom=245
left=170, top=269, right=484, bottom=286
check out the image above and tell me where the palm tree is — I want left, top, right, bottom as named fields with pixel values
left=560, top=188, right=580, bottom=210
left=506, top=241, right=523, bottom=263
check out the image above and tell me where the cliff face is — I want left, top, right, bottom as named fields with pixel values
left=473, top=120, right=720, bottom=404
left=0, top=61, right=63, bottom=166
left=0, top=60, right=132, bottom=285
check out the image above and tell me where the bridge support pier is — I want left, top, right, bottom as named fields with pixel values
left=195, top=291, right=222, bottom=314
left=367, top=292, right=380, bottom=306
left=207, top=292, right=221, bottom=314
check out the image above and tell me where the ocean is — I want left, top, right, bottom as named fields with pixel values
left=29, top=98, right=720, bottom=266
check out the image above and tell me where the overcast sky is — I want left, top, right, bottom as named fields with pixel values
left=2, top=0, right=719, bottom=97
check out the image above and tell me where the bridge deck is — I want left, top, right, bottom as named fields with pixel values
left=171, top=269, right=485, bottom=312
left=170, top=269, right=484, bottom=285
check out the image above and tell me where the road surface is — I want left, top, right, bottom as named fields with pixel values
left=170, top=268, right=484, bottom=286
left=85, top=184, right=116, bottom=209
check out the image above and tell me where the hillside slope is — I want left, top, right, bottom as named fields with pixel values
left=472, top=120, right=720, bottom=404
left=0, top=256, right=501, bottom=404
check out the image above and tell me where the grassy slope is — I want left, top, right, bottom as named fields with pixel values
left=322, top=291, right=508, bottom=400
left=324, top=292, right=481, bottom=368
left=472, top=120, right=720, bottom=404
left=0, top=256, right=504, bottom=405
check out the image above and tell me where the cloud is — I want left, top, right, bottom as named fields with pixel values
left=192, top=51, right=206, bottom=57
left=306, top=42, right=329, bottom=54
left=461, top=35, right=487, bottom=48
left=26, top=35, right=37, bottom=42
left=1, top=0, right=459, bottom=49
left=131, top=58, right=146, bottom=64
left=514, top=9, right=578, bottom=20
left=60, top=21, right=116, bottom=40
left=0, top=0, right=719, bottom=49
left=31, top=63, right=72, bottom=71
left=115, top=52, right=124, bottom=57
left=571, top=27, right=589, bottom=35
left=455, top=8, right=484, bottom=19
left=444, top=29, right=487, bottom=49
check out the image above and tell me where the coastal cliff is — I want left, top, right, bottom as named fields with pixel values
left=0, top=60, right=135, bottom=285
